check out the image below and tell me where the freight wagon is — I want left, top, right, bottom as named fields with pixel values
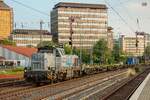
left=126, top=57, right=139, bottom=65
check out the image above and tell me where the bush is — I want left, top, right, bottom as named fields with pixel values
left=134, top=67, right=141, bottom=73
left=12, top=67, right=24, bottom=72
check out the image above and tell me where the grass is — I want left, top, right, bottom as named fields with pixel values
left=0, top=67, right=24, bottom=75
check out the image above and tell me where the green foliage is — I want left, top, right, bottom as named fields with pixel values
left=67, top=39, right=129, bottom=65
left=71, top=39, right=128, bottom=65
left=37, top=41, right=56, bottom=48
left=73, top=48, right=90, bottom=64
left=134, top=67, right=142, bottom=73
left=119, top=52, right=128, bottom=63
left=112, top=40, right=120, bottom=62
left=0, top=67, right=24, bottom=75
left=112, top=40, right=127, bottom=64
left=144, top=45, right=150, bottom=57
left=64, top=44, right=72, bottom=54
left=11, top=67, right=24, bottom=72
left=0, top=39, right=16, bottom=46
left=93, top=39, right=112, bottom=64
left=81, top=50, right=90, bottom=63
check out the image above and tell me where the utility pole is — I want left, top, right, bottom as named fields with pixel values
left=136, top=32, right=146, bottom=62
left=69, top=16, right=75, bottom=51
left=137, top=18, right=141, bottom=32
left=118, top=32, right=121, bottom=59
left=144, top=34, right=146, bottom=63
left=21, top=22, right=24, bottom=29
left=90, top=22, right=93, bottom=65
left=14, top=22, right=17, bottom=29
left=69, top=16, right=82, bottom=70
left=80, top=23, right=82, bottom=66
left=136, top=32, right=138, bottom=56
left=40, top=20, right=44, bottom=43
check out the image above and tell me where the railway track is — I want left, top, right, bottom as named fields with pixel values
left=102, top=67, right=150, bottom=100
left=0, top=69, right=128, bottom=100
left=0, top=66, right=148, bottom=100
left=0, top=79, right=26, bottom=87
left=0, top=77, right=37, bottom=94
left=59, top=71, right=128, bottom=100
left=0, top=79, right=34, bottom=94
left=0, top=78, right=22, bottom=83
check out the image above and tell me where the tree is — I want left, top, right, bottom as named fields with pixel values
left=64, top=44, right=72, bottom=54
left=73, top=48, right=90, bottom=64
left=112, top=40, right=120, bottom=62
left=119, top=52, right=128, bottom=64
left=81, top=49, right=90, bottom=64
left=144, top=45, right=150, bottom=57
left=112, top=40, right=127, bottom=64
left=93, top=39, right=112, bottom=64
left=37, top=41, right=56, bottom=48
left=0, top=39, right=16, bottom=46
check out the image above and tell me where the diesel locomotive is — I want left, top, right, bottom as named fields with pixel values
left=24, top=46, right=80, bottom=83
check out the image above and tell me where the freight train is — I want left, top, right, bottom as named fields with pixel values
left=24, top=46, right=138, bottom=83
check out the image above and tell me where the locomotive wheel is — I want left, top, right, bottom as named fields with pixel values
left=57, top=72, right=67, bottom=81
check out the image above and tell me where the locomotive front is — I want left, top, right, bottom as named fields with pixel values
left=24, top=47, right=56, bottom=83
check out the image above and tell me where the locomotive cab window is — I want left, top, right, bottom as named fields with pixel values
left=56, top=49, right=61, bottom=57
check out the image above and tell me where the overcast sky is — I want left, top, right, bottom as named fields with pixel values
left=5, top=0, right=150, bottom=36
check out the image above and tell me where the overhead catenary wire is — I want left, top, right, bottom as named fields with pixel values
left=10, top=0, right=51, bottom=31
left=10, top=0, right=49, bottom=16
left=118, top=0, right=136, bottom=20
left=108, top=0, right=149, bottom=33
left=105, top=0, right=136, bottom=33
left=117, top=0, right=139, bottom=31
left=117, top=0, right=136, bottom=6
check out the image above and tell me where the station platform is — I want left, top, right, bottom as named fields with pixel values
left=130, top=73, right=150, bottom=100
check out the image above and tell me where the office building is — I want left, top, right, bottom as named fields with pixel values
left=10, top=29, right=52, bottom=47
left=120, top=35, right=145, bottom=56
left=51, top=2, right=108, bottom=49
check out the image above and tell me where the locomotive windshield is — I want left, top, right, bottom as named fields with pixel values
left=56, top=48, right=65, bottom=56
left=60, top=48, right=65, bottom=55
left=56, top=49, right=61, bottom=57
